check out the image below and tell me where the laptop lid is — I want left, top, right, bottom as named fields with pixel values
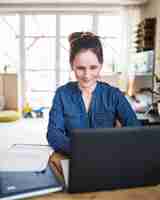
left=69, top=126, right=160, bottom=193
left=0, top=164, right=62, bottom=200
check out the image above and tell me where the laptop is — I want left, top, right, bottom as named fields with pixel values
left=63, top=126, right=160, bottom=193
left=0, top=163, right=62, bottom=200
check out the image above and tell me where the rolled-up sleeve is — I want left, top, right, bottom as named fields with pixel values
left=47, top=89, right=71, bottom=154
left=115, top=89, right=141, bottom=126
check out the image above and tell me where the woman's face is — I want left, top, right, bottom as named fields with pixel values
left=72, top=50, right=102, bottom=89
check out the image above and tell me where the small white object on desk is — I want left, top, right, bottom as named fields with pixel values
left=0, top=144, right=53, bottom=172
left=158, top=102, right=160, bottom=116
left=61, top=159, right=69, bottom=188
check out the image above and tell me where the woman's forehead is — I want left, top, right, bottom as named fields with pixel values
left=73, top=50, right=100, bottom=65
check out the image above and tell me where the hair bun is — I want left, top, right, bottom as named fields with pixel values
left=68, top=31, right=98, bottom=46
left=68, top=32, right=81, bottom=44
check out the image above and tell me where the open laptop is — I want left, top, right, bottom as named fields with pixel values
left=0, top=163, right=62, bottom=200
left=62, top=126, right=160, bottom=193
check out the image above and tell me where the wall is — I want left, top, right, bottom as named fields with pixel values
left=141, top=0, right=160, bottom=19
left=141, top=0, right=160, bottom=76
left=0, top=0, right=149, bottom=6
left=0, top=74, right=18, bottom=110
left=0, top=76, right=3, bottom=96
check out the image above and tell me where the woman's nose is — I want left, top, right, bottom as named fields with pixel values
left=84, top=69, right=90, bottom=77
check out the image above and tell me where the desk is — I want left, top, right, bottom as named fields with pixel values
left=29, top=153, right=160, bottom=200
left=137, top=113, right=160, bottom=126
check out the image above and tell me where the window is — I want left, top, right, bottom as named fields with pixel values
left=98, top=15, right=123, bottom=74
left=22, top=13, right=133, bottom=107
left=25, top=15, right=56, bottom=107
left=1, top=9, right=140, bottom=109
left=0, top=15, right=19, bottom=73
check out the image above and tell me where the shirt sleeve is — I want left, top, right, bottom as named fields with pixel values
left=115, top=89, right=141, bottom=126
left=47, top=89, right=71, bottom=155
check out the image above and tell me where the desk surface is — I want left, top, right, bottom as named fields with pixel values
left=30, top=153, right=160, bottom=200
left=30, top=186, right=160, bottom=200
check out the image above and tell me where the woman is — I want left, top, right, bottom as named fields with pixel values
left=47, top=32, right=140, bottom=155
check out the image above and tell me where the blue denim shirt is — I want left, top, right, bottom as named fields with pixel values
left=47, top=81, right=141, bottom=154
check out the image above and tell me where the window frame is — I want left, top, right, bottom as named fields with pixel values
left=0, top=8, right=139, bottom=108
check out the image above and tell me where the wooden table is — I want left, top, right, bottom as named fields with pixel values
left=29, top=153, right=160, bottom=200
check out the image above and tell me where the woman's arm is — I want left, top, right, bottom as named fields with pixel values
left=47, top=89, right=71, bottom=155
left=115, top=89, right=141, bottom=126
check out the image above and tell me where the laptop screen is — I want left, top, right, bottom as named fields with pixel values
left=69, top=126, right=160, bottom=193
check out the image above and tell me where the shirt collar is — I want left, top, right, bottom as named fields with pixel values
left=73, top=81, right=100, bottom=96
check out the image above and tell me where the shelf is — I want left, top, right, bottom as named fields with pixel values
left=134, top=18, right=156, bottom=52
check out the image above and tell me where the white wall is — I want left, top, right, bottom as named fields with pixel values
left=0, top=0, right=149, bottom=12
left=141, top=0, right=160, bottom=18
left=141, top=0, right=160, bottom=77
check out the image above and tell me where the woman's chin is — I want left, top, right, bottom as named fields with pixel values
left=79, top=81, right=95, bottom=89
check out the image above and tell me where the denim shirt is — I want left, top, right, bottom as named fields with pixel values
left=47, top=81, right=141, bottom=154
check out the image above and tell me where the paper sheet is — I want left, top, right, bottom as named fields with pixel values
left=61, top=159, right=69, bottom=188
left=0, top=144, right=53, bottom=172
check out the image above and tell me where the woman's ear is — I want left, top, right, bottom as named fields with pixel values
left=70, top=70, right=76, bottom=81
left=99, top=64, right=103, bottom=72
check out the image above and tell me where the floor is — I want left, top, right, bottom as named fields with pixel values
left=0, top=117, right=49, bottom=152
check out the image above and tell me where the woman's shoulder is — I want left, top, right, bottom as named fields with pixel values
left=56, top=81, right=78, bottom=94
left=98, top=81, right=122, bottom=94
left=97, top=81, right=126, bottom=102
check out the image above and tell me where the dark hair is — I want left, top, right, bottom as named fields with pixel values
left=68, top=32, right=103, bottom=66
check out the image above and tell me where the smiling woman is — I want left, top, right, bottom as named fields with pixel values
left=47, top=31, right=141, bottom=156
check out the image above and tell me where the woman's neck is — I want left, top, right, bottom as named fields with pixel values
left=78, top=82, right=97, bottom=112
left=78, top=82, right=97, bottom=95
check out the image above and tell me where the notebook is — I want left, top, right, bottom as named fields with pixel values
left=65, top=126, right=160, bottom=193
left=0, top=164, right=63, bottom=200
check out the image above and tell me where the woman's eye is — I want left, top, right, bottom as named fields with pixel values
left=76, top=65, right=98, bottom=71
left=77, top=66, right=85, bottom=70
left=90, top=65, right=98, bottom=70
